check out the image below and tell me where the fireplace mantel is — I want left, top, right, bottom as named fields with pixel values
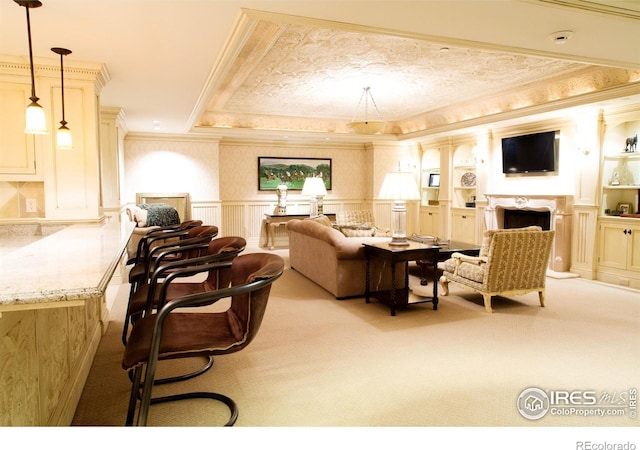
left=484, top=194, right=573, bottom=272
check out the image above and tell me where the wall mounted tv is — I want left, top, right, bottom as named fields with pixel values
left=502, top=130, right=558, bottom=174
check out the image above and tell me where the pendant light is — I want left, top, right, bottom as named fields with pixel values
left=51, top=47, right=72, bottom=150
left=347, top=87, right=386, bottom=134
left=15, top=0, right=47, bottom=134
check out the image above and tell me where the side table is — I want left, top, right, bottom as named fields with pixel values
left=263, top=213, right=335, bottom=249
left=364, top=242, right=439, bottom=316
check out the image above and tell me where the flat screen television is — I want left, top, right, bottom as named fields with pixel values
left=502, top=130, right=558, bottom=174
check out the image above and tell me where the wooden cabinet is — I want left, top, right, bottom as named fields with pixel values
left=451, top=208, right=476, bottom=243
left=598, top=219, right=640, bottom=271
left=419, top=206, right=440, bottom=236
left=597, top=218, right=640, bottom=288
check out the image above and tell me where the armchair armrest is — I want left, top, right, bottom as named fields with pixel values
left=451, top=252, right=487, bottom=265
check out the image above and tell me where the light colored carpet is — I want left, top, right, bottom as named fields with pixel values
left=72, top=246, right=639, bottom=431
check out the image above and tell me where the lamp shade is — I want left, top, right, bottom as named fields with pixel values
left=56, top=125, right=73, bottom=150
left=301, top=177, right=327, bottom=197
left=25, top=101, right=47, bottom=134
left=378, top=171, right=420, bottom=200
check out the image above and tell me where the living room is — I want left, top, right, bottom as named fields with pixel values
left=0, top=0, right=639, bottom=446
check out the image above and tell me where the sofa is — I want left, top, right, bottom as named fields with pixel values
left=125, top=204, right=181, bottom=260
left=334, top=209, right=391, bottom=237
left=440, top=226, right=555, bottom=313
left=286, top=216, right=403, bottom=299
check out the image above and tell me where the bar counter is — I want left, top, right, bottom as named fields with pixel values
left=0, top=221, right=134, bottom=426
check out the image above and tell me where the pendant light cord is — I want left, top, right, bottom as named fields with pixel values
left=24, top=5, right=38, bottom=102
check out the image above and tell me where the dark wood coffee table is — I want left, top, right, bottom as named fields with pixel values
left=364, top=242, right=439, bottom=316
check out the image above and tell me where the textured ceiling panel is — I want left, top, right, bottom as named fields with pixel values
left=197, top=15, right=615, bottom=135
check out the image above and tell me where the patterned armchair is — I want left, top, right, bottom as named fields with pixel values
left=439, top=226, right=555, bottom=313
left=335, top=210, right=391, bottom=237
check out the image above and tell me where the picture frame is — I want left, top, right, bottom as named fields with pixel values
left=428, top=173, right=440, bottom=188
left=617, top=203, right=631, bottom=214
left=258, top=157, right=332, bottom=191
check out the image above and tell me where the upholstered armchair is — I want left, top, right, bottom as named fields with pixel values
left=439, top=226, right=555, bottom=313
left=335, top=210, right=391, bottom=237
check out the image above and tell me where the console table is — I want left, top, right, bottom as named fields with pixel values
left=263, top=213, right=335, bottom=250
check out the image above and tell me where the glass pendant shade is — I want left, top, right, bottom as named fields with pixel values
left=56, top=124, right=73, bottom=150
left=25, top=100, right=47, bottom=134
left=52, top=47, right=72, bottom=150
left=16, top=0, right=47, bottom=134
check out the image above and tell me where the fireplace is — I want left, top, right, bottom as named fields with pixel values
left=485, top=194, right=573, bottom=272
left=504, top=209, right=551, bottom=230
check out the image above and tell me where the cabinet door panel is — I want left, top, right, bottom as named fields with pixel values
left=599, top=223, right=628, bottom=270
left=452, top=211, right=475, bottom=243
left=629, top=227, right=640, bottom=272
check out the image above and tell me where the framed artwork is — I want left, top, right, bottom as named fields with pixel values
left=617, top=203, right=630, bottom=214
left=258, top=157, right=332, bottom=191
left=428, top=173, right=440, bottom=187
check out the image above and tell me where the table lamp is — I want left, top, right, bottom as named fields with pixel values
left=302, top=177, right=327, bottom=218
left=378, top=170, right=420, bottom=246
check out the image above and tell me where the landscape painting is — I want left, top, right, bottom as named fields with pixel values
left=258, top=157, right=332, bottom=191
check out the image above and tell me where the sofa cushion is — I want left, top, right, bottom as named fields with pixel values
left=443, top=258, right=486, bottom=283
left=339, top=225, right=375, bottom=237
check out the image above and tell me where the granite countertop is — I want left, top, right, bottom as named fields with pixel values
left=0, top=221, right=135, bottom=309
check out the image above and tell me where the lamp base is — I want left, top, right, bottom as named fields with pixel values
left=388, top=237, right=410, bottom=246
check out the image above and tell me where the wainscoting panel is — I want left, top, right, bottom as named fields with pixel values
left=191, top=202, right=221, bottom=229
left=571, top=205, right=598, bottom=278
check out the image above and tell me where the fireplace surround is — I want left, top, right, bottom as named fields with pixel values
left=484, top=194, right=573, bottom=272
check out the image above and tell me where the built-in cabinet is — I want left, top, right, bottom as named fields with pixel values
left=597, top=218, right=640, bottom=288
left=451, top=208, right=476, bottom=243
left=600, top=152, right=639, bottom=216
left=596, top=118, right=640, bottom=288
left=419, top=206, right=440, bottom=236
left=419, top=147, right=441, bottom=236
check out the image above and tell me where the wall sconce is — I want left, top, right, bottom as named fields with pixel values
left=378, top=170, right=421, bottom=246
left=51, top=47, right=72, bottom=150
left=15, top=0, right=47, bottom=135
left=301, top=177, right=327, bottom=218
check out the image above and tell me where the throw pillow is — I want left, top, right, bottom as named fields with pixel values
left=134, top=209, right=148, bottom=227
left=305, top=215, right=333, bottom=227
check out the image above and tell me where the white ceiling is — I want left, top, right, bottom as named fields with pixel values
left=1, top=0, right=639, bottom=141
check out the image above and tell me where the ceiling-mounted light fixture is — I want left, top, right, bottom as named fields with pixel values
left=347, top=87, right=386, bottom=134
left=15, top=0, right=47, bottom=134
left=51, top=47, right=72, bottom=150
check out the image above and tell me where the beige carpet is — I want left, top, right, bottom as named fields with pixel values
left=72, top=246, right=639, bottom=430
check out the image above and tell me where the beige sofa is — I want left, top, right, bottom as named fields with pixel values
left=286, top=217, right=403, bottom=299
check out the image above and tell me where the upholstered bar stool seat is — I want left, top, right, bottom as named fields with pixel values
left=122, top=252, right=285, bottom=426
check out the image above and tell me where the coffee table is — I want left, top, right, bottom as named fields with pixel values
left=364, top=240, right=481, bottom=316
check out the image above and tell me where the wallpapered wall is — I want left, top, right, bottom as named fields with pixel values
left=124, top=137, right=375, bottom=205
left=124, top=138, right=220, bottom=204
left=219, top=141, right=371, bottom=202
